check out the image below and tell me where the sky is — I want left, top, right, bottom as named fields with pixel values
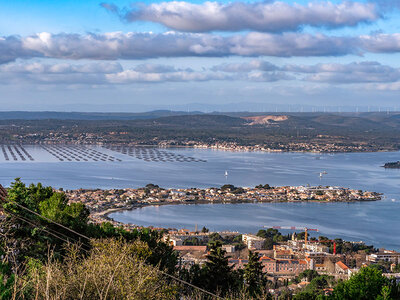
left=1, top=0, right=400, bottom=111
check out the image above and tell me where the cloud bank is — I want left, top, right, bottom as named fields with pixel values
left=3, top=31, right=400, bottom=63
left=2, top=60, right=400, bottom=86
left=102, top=1, right=379, bottom=33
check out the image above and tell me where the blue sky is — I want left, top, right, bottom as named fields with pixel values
left=1, top=0, right=400, bottom=111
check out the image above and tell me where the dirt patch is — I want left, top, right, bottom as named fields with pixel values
left=242, top=115, right=289, bottom=125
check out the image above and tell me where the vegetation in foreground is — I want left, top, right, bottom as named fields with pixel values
left=0, top=179, right=399, bottom=299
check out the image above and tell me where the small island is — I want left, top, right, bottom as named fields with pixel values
left=383, top=161, right=400, bottom=168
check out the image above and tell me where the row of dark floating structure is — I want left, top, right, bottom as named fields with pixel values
left=41, top=145, right=121, bottom=162
left=0, top=144, right=206, bottom=163
left=103, top=145, right=207, bottom=163
left=1, top=145, right=34, bottom=161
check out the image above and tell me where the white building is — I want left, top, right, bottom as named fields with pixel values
left=304, top=243, right=330, bottom=253
left=222, top=245, right=236, bottom=253
left=367, top=250, right=400, bottom=264
left=242, top=234, right=265, bottom=250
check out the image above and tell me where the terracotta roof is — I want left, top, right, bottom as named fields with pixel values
left=174, top=246, right=207, bottom=252
left=260, top=256, right=275, bottom=261
left=228, top=259, right=249, bottom=264
left=298, top=282, right=310, bottom=287
left=336, top=261, right=349, bottom=270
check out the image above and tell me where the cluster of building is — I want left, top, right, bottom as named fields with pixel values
left=165, top=229, right=400, bottom=285
left=63, top=185, right=381, bottom=224
left=184, top=141, right=381, bottom=153
left=9, top=132, right=106, bottom=145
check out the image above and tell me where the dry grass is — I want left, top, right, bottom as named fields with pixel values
left=12, top=239, right=177, bottom=300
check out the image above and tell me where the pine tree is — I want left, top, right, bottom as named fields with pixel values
left=244, top=250, right=265, bottom=296
left=203, top=240, right=233, bottom=294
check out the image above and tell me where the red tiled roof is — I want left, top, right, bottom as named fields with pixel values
left=336, top=261, right=349, bottom=270
left=174, top=246, right=207, bottom=252
left=260, top=256, right=275, bottom=261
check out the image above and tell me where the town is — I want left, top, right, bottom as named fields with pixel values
left=63, top=184, right=382, bottom=226
left=0, top=181, right=398, bottom=298
left=164, top=226, right=400, bottom=296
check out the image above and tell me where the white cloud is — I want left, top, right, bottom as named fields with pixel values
left=105, top=1, right=379, bottom=32
left=3, top=31, right=400, bottom=63
left=213, top=60, right=400, bottom=83
left=212, top=60, right=279, bottom=72
left=1, top=59, right=400, bottom=86
left=359, top=33, right=400, bottom=53
left=106, top=69, right=231, bottom=83
left=0, top=61, right=122, bottom=74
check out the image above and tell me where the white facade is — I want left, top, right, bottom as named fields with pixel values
left=304, top=243, right=330, bottom=253
left=367, top=251, right=400, bottom=264
left=242, top=234, right=265, bottom=250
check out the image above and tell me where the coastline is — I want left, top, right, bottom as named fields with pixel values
left=97, top=196, right=382, bottom=225
left=21, top=141, right=398, bottom=154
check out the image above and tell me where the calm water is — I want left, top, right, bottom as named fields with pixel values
left=1, top=146, right=400, bottom=249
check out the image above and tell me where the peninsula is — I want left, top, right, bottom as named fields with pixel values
left=63, top=184, right=382, bottom=226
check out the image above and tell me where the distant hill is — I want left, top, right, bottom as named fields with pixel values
left=0, top=110, right=204, bottom=120
left=3, top=111, right=400, bottom=133
left=149, top=114, right=248, bottom=127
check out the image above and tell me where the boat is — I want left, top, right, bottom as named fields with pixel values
left=225, top=170, right=228, bottom=177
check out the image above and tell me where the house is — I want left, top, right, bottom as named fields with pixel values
left=228, top=258, right=248, bottom=270
left=260, top=256, right=308, bottom=275
left=335, top=261, right=350, bottom=275
left=274, top=249, right=294, bottom=259
left=174, top=246, right=208, bottom=267
left=367, top=250, right=400, bottom=264
left=304, top=243, right=330, bottom=253
left=242, top=234, right=265, bottom=250
left=222, top=245, right=236, bottom=253
left=174, top=245, right=207, bottom=253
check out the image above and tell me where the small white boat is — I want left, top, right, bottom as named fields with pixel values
left=319, top=171, right=328, bottom=177
left=225, top=170, right=228, bottom=177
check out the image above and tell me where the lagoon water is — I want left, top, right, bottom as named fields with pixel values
left=1, top=146, right=400, bottom=249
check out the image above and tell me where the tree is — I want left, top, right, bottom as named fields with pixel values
left=201, top=226, right=209, bottom=233
left=208, top=232, right=222, bottom=243
left=256, top=229, right=268, bottom=238
left=1, top=179, right=178, bottom=274
left=145, top=183, right=159, bottom=190
left=255, top=184, right=271, bottom=189
left=394, top=264, right=400, bottom=273
left=203, top=241, right=233, bottom=295
left=244, top=251, right=265, bottom=297
left=220, top=184, right=235, bottom=191
left=330, top=267, right=400, bottom=300
left=298, top=270, right=320, bottom=282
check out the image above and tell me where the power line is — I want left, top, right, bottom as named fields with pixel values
left=4, top=210, right=79, bottom=248
left=4, top=209, right=92, bottom=251
left=161, top=271, right=225, bottom=299
left=2, top=202, right=224, bottom=299
left=8, top=201, right=90, bottom=241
